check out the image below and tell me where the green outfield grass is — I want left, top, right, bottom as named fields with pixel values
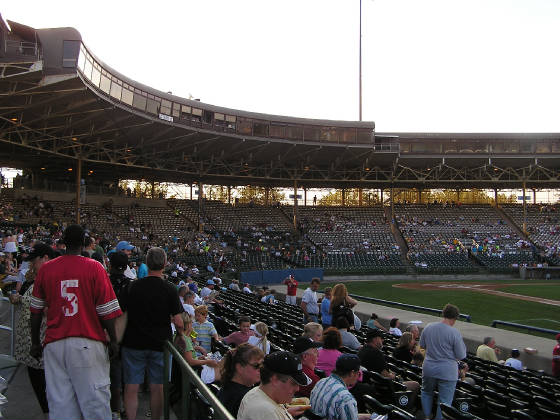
left=301, top=279, right=560, bottom=337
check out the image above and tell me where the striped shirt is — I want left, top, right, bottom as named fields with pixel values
left=193, top=320, right=217, bottom=353
left=310, top=374, right=358, bottom=420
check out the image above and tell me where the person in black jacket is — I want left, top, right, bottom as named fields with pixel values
left=108, top=251, right=131, bottom=418
left=393, top=332, right=416, bottom=363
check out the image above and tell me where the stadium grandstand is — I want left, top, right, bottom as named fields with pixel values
left=1, top=14, right=560, bottom=420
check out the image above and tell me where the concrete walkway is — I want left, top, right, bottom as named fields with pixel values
left=0, top=296, right=157, bottom=420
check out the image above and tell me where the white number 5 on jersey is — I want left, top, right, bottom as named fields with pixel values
left=61, top=279, right=79, bottom=317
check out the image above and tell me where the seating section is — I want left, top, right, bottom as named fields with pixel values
left=502, top=204, right=560, bottom=265
left=1, top=189, right=553, bottom=273
left=395, top=204, right=537, bottom=272
left=285, top=205, right=405, bottom=273
left=208, top=286, right=560, bottom=420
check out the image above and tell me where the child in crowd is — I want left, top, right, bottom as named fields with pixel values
left=174, top=312, right=218, bottom=368
left=247, top=322, right=270, bottom=354
left=320, top=287, right=332, bottom=328
left=193, top=305, right=220, bottom=355
left=505, top=349, right=524, bottom=371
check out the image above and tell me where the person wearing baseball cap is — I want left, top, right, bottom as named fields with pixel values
left=310, top=354, right=366, bottom=420
left=116, top=241, right=135, bottom=252
left=293, top=337, right=322, bottom=398
left=199, top=279, right=215, bottom=301
left=107, top=251, right=130, bottom=417
left=553, top=333, right=560, bottom=378
left=237, top=351, right=311, bottom=420
left=111, top=241, right=136, bottom=279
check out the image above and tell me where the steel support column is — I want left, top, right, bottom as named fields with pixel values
left=75, top=157, right=81, bottom=224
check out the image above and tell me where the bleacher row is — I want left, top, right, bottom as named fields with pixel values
left=2, top=190, right=560, bottom=273
left=197, top=282, right=560, bottom=420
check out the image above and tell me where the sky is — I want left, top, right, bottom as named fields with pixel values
left=4, top=0, right=560, bottom=133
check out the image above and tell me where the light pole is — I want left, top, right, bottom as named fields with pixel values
left=359, top=0, right=362, bottom=121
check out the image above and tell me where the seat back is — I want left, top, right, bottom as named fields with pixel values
left=362, top=394, right=391, bottom=415
left=510, top=409, right=536, bottom=420
left=440, top=403, right=482, bottom=420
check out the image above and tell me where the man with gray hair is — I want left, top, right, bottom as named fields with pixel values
left=120, top=247, right=184, bottom=420
left=476, top=336, right=502, bottom=363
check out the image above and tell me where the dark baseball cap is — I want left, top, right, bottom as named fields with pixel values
left=293, top=336, right=322, bottom=354
left=109, top=251, right=128, bottom=272
left=336, top=353, right=361, bottom=373
left=263, top=351, right=311, bottom=386
left=25, top=242, right=56, bottom=261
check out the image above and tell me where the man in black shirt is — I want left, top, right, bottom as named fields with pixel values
left=358, top=330, right=389, bottom=375
left=121, top=247, right=183, bottom=420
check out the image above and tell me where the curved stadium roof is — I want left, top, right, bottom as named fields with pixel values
left=1, top=17, right=560, bottom=189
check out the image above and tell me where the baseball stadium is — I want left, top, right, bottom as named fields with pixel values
left=0, top=8, right=559, bottom=420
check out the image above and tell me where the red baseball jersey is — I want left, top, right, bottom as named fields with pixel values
left=284, top=277, right=298, bottom=296
left=553, top=343, right=560, bottom=377
left=31, top=255, right=122, bottom=345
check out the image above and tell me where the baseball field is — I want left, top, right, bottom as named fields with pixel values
left=306, top=279, right=560, bottom=338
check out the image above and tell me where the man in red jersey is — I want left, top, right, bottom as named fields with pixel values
left=30, top=224, right=121, bottom=420
left=284, top=275, right=298, bottom=305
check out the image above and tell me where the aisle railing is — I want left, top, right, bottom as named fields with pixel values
left=163, top=340, right=234, bottom=420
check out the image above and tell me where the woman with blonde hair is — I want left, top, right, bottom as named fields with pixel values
left=302, top=322, right=323, bottom=342
left=329, top=283, right=358, bottom=328
left=247, top=322, right=270, bottom=354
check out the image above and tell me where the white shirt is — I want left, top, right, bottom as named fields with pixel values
left=124, top=265, right=136, bottom=279
left=243, top=286, right=252, bottom=293
left=302, top=287, right=319, bottom=314
left=389, top=327, right=403, bottom=337
left=248, top=335, right=271, bottom=354
left=183, top=303, right=195, bottom=317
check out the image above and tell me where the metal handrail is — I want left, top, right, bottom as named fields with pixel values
left=0, top=295, right=16, bottom=357
left=491, top=320, right=559, bottom=337
left=347, top=293, right=472, bottom=322
left=163, top=340, right=234, bottom=420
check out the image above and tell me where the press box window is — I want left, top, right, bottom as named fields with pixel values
left=63, top=40, right=81, bottom=68
left=161, top=99, right=172, bottom=115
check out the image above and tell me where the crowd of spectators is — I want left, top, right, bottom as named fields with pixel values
left=2, top=221, right=560, bottom=420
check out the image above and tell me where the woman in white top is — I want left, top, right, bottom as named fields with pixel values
left=247, top=322, right=270, bottom=355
